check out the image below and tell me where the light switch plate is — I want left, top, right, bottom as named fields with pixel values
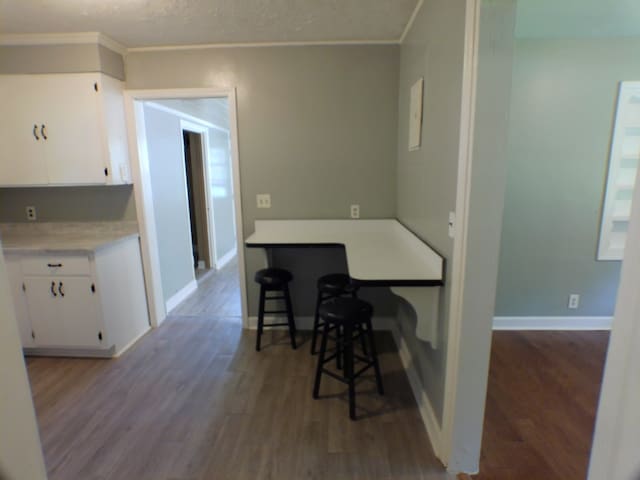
left=568, top=294, right=580, bottom=309
left=448, top=211, right=455, bottom=238
left=350, top=204, right=360, bottom=219
left=257, top=194, right=271, bottom=209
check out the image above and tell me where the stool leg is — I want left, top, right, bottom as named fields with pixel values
left=256, top=285, right=266, bottom=352
left=283, top=284, right=297, bottom=349
left=336, top=324, right=343, bottom=371
left=365, top=318, right=384, bottom=395
left=358, top=323, right=368, bottom=356
left=313, top=321, right=330, bottom=399
left=344, top=321, right=356, bottom=420
left=311, top=290, right=323, bottom=354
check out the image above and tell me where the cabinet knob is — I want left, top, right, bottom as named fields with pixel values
left=33, top=124, right=40, bottom=140
left=50, top=281, right=57, bottom=297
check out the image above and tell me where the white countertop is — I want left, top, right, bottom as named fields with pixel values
left=245, top=219, right=444, bottom=285
left=0, top=222, right=139, bottom=254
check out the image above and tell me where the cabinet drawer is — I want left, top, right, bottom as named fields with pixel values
left=21, top=256, right=91, bottom=276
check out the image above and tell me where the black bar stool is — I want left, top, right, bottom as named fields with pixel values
left=254, top=268, right=297, bottom=351
left=312, top=297, right=384, bottom=420
left=310, top=273, right=359, bottom=355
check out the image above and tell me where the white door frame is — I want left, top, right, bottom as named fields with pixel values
left=179, top=118, right=217, bottom=270
left=588, top=165, right=640, bottom=479
left=123, top=88, right=248, bottom=328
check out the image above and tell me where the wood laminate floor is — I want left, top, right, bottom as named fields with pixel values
left=26, top=259, right=449, bottom=480
left=475, top=331, right=609, bottom=480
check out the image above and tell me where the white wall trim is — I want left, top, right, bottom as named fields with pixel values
left=390, top=323, right=443, bottom=461
left=127, top=39, right=399, bottom=53
left=216, top=247, right=237, bottom=270
left=493, top=316, right=613, bottom=331
left=0, top=32, right=127, bottom=56
left=399, top=0, right=424, bottom=44
left=166, top=279, right=198, bottom=313
left=124, top=87, right=249, bottom=329
left=440, top=0, right=481, bottom=468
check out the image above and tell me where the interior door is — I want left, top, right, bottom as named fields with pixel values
left=42, top=74, right=106, bottom=185
left=24, top=277, right=65, bottom=347
left=57, top=277, right=102, bottom=347
left=0, top=75, right=49, bottom=186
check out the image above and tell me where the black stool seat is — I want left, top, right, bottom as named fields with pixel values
left=318, top=297, right=372, bottom=323
left=313, top=297, right=384, bottom=420
left=255, top=268, right=293, bottom=288
left=317, top=273, right=356, bottom=295
left=254, top=267, right=296, bottom=351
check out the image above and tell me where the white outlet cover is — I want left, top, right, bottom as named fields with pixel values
left=25, top=206, right=37, bottom=221
left=350, top=204, right=360, bottom=219
left=568, top=294, right=580, bottom=309
left=257, top=194, right=271, bottom=208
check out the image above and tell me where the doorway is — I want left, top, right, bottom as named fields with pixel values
left=182, top=128, right=213, bottom=279
left=124, top=90, right=247, bottom=328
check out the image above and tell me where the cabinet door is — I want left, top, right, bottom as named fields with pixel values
left=57, top=277, right=103, bottom=347
left=24, top=277, right=66, bottom=347
left=0, top=75, right=49, bottom=186
left=40, top=74, right=107, bottom=185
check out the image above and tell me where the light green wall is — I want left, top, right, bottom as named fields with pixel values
left=143, top=104, right=196, bottom=302
left=0, top=185, right=136, bottom=223
left=494, top=37, right=640, bottom=317
left=395, top=0, right=467, bottom=423
left=126, top=45, right=400, bottom=316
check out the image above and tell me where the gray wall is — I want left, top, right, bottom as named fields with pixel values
left=0, top=185, right=136, bottom=223
left=0, top=246, right=47, bottom=480
left=126, top=45, right=400, bottom=317
left=448, top=0, right=516, bottom=473
left=0, top=44, right=125, bottom=80
left=143, top=104, right=196, bottom=302
left=395, top=0, right=467, bottom=423
left=494, top=37, right=640, bottom=318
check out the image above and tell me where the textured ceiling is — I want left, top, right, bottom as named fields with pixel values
left=516, top=0, right=640, bottom=38
left=0, top=0, right=419, bottom=47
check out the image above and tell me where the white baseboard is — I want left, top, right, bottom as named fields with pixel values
left=390, top=323, right=443, bottom=462
left=216, top=247, right=237, bottom=270
left=247, top=315, right=395, bottom=330
left=493, top=316, right=613, bottom=331
left=166, top=279, right=198, bottom=313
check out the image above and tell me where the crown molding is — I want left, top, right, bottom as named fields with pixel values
left=0, top=32, right=127, bottom=56
left=399, top=0, right=424, bottom=44
left=127, top=39, right=399, bottom=53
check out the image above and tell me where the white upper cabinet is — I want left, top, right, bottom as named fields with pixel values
left=0, top=73, right=131, bottom=187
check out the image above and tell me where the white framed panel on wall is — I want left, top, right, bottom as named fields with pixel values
left=598, top=81, right=640, bottom=261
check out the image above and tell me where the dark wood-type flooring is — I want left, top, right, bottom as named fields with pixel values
left=475, top=331, right=609, bottom=480
left=25, top=260, right=449, bottom=480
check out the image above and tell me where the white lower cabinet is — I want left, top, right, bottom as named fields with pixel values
left=5, top=237, right=150, bottom=357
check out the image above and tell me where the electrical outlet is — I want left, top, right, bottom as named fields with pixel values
left=256, top=194, right=271, bottom=209
left=25, top=206, right=37, bottom=221
left=568, top=294, right=580, bottom=309
left=350, top=204, right=360, bottom=219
